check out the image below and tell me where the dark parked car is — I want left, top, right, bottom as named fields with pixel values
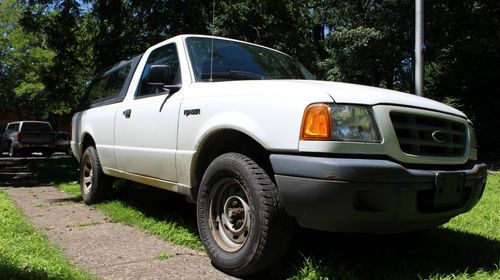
left=55, top=132, right=71, bottom=155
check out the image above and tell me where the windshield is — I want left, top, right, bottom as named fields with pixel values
left=186, top=37, right=315, bottom=82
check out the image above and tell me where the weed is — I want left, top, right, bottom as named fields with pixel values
left=156, top=252, right=172, bottom=260
left=66, top=221, right=102, bottom=228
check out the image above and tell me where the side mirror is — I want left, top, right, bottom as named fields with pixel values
left=145, top=65, right=171, bottom=85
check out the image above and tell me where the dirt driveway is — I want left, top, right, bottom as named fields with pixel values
left=0, top=155, right=234, bottom=280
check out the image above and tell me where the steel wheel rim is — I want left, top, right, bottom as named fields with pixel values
left=82, top=156, right=93, bottom=195
left=209, top=177, right=251, bottom=252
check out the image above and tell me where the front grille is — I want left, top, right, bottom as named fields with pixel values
left=390, top=112, right=466, bottom=157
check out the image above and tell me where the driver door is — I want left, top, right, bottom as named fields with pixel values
left=114, top=43, right=182, bottom=182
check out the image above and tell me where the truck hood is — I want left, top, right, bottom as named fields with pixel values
left=190, top=79, right=466, bottom=118
left=286, top=80, right=467, bottom=118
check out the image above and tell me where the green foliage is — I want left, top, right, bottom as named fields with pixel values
left=289, top=256, right=331, bottom=280
left=21, top=0, right=91, bottom=117
left=313, top=1, right=413, bottom=89
left=0, top=0, right=55, bottom=119
left=1, top=0, right=498, bottom=157
left=320, top=26, right=384, bottom=85
left=0, top=191, right=95, bottom=280
left=423, top=0, right=500, bottom=158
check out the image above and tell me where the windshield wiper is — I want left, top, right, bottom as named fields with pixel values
left=200, top=71, right=265, bottom=81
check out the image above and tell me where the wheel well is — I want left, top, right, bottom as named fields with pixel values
left=191, top=130, right=272, bottom=200
left=81, top=134, right=96, bottom=153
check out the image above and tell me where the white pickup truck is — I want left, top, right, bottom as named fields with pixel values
left=72, top=35, right=487, bottom=276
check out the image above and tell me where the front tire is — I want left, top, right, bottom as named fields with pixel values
left=79, top=146, right=112, bottom=204
left=197, top=153, right=292, bottom=277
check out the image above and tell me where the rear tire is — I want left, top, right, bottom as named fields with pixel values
left=197, top=153, right=292, bottom=277
left=79, top=146, right=112, bottom=204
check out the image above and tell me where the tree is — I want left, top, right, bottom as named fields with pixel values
left=0, top=0, right=55, bottom=119
left=4, top=0, right=498, bottom=158
left=424, top=0, right=500, bottom=158
left=211, top=0, right=319, bottom=71
left=317, top=0, right=413, bottom=90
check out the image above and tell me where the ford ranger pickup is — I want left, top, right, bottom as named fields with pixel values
left=71, top=35, right=488, bottom=277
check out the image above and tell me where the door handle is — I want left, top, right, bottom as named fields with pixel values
left=123, top=109, right=132, bottom=118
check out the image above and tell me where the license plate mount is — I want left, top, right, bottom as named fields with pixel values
left=433, top=172, right=465, bottom=207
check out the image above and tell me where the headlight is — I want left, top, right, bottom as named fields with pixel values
left=300, top=103, right=381, bottom=142
left=330, top=104, right=381, bottom=142
left=468, top=121, right=478, bottom=160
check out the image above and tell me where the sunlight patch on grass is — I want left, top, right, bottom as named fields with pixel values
left=97, top=200, right=203, bottom=250
left=57, top=183, right=81, bottom=198
left=0, top=191, right=94, bottom=280
left=56, top=182, right=203, bottom=250
left=426, top=266, right=500, bottom=280
left=444, top=173, right=500, bottom=241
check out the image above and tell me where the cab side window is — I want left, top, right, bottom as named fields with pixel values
left=137, top=43, right=181, bottom=97
left=7, top=123, right=19, bottom=132
left=88, top=64, right=131, bottom=104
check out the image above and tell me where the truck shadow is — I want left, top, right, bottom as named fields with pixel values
left=0, top=156, right=77, bottom=188
left=267, top=227, right=500, bottom=279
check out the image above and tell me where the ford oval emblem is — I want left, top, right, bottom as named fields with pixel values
left=431, top=130, right=447, bottom=144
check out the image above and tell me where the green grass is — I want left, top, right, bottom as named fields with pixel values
left=444, top=173, right=499, bottom=240
left=0, top=190, right=95, bottom=280
left=47, top=156, right=498, bottom=279
left=58, top=182, right=81, bottom=198
left=156, top=252, right=172, bottom=260
left=97, top=200, right=203, bottom=249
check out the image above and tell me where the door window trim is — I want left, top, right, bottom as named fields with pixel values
left=134, top=43, right=182, bottom=100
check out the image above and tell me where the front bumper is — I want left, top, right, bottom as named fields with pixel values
left=270, top=155, right=488, bottom=233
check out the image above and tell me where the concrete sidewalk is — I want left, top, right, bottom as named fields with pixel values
left=4, top=185, right=234, bottom=280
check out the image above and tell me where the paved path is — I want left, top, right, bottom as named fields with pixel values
left=1, top=157, right=234, bottom=280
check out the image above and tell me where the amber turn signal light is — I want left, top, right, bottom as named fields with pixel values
left=300, top=104, right=331, bottom=140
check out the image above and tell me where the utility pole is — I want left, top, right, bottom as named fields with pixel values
left=415, top=0, right=424, bottom=96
